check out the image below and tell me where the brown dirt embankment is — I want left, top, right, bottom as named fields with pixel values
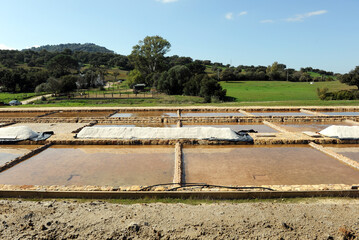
left=0, top=199, right=358, bottom=239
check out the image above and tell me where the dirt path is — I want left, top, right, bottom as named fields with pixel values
left=0, top=198, right=358, bottom=239
left=21, top=94, right=52, bottom=105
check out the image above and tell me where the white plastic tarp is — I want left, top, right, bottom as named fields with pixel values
left=319, top=125, right=359, bottom=139
left=77, top=126, right=242, bottom=141
left=0, top=126, right=39, bottom=140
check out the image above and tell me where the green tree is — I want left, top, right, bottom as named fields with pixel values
left=46, top=54, right=79, bottom=77
left=157, top=65, right=191, bottom=95
left=127, top=69, right=144, bottom=88
left=299, top=72, right=312, bottom=82
left=340, top=66, right=359, bottom=89
left=129, top=36, right=171, bottom=75
left=183, top=74, right=205, bottom=96
left=199, top=76, right=226, bottom=103
left=266, top=62, right=286, bottom=81
left=220, top=68, right=237, bottom=82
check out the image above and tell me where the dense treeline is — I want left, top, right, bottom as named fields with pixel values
left=0, top=49, right=132, bottom=70
left=0, top=41, right=345, bottom=102
left=28, top=43, right=114, bottom=53
left=218, top=62, right=336, bottom=82
left=0, top=48, right=132, bottom=93
left=317, top=66, right=359, bottom=100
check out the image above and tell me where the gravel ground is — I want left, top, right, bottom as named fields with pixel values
left=0, top=198, right=358, bottom=239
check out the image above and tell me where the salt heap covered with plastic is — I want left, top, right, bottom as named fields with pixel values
left=319, top=126, right=359, bottom=139
left=77, top=126, right=242, bottom=141
left=0, top=126, right=39, bottom=140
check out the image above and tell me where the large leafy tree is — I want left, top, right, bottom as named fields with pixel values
left=46, top=54, right=79, bottom=77
left=340, top=66, right=359, bottom=89
left=129, top=36, right=171, bottom=75
left=157, top=65, right=191, bottom=95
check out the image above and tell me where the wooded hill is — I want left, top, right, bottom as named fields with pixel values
left=27, top=43, right=114, bottom=54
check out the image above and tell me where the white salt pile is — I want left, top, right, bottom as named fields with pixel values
left=77, top=126, right=241, bottom=141
left=0, top=126, right=39, bottom=140
left=319, top=126, right=359, bottom=139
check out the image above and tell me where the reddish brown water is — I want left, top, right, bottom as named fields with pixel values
left=181, top=112, right=245, bottom=117
left=325, top=144, right=359, bottom=163
left=0, top=112, right=45, bottom=118
left=321, top=112, right=359, bottom=116
left=280, top=122, right=354, bottom=132
left=95, top=123, right=177, bottom=128
left=250, top=111, right=310, bottom=116
left=183, top=145, right=359, bottom=186
left=0, top=145, right=38, bottom=165
left=47, top=111, right=115, bottom=118
left=182, top=123, right=277, bottom=133
left=0, top=146, right=174, bottom=186
left=110, top=112, right=177, bottom=118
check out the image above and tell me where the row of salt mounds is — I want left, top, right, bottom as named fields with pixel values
left=77, top=126, right=243, bottom=141
left=319, top=126, right=359, bottom=139
left=0, top=126, right=39, bottom=141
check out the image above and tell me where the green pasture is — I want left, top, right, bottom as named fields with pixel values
left=0, top=92, right=39, bottom=103
left=220, top=80, right=355, bottom=102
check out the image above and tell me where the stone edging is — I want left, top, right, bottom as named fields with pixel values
left=309, top=142, right=359, bottom=171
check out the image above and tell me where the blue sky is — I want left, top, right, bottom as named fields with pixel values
left=0, top=0, right=358, bottom=73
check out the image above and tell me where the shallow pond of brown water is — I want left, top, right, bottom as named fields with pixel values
left=280, top=121, right=355, bottom=132
left=181, top=112, right=245, bottom=117
left=0, top=146, right=174, bottom=186
left=110, top=111, right=177, bottom=118
left=249, top=111, right=310, bottom=116
left=183, top=145, right=359, bottom=186
left=47, top=111, right=115, bottom=118
left=324, top=144, right=359, bottom=163
left=0, top=112, right=46, bottom=118
left=95, top=123, right=177, bottom=128
left=182, top=123, right=277, bottom=133
left=0, top=145, right=38, bottom=165
left=321, top=112, right=359, bottom=116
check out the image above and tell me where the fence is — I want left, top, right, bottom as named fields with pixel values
left=69, top=91, right=156, bottom=99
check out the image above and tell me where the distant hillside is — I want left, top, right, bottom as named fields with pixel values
left=27, top=43, right=114, bottom=53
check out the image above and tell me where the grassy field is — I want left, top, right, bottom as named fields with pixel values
left=2, top=80, right=359, bottom=107
left=0, top=92, right=40, bottom=103
left=221, top=80, right=354, bottom=102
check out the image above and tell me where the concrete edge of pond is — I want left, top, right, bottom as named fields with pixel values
left=0, top=189, right=358, bottom=200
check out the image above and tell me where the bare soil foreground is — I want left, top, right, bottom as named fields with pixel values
left=0, top=198, right=359, bottom=239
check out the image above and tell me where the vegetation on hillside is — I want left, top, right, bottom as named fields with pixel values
left=27, top=43, right=114, bottom=53
left=0, top=38, right=357, bottom=104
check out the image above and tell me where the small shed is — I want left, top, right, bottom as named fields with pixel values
left=133, top=84, right=146, bottom=93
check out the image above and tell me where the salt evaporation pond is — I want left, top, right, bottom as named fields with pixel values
left=0, top=146, right=174, bottom=186
left=0, top=112, right=46, bottom=118
left=95, top=123, right=177, bottom=128
left=183, top=145, right=359, bottom=186
left=321, top=112, right=359, bottom=116
left=182, top=123, right=277, bottom=133
left=47, top=111, right=115, bottom=118
left=279, top=121, right=355, bottom=132
left=324, top=144, right=359, bottom=163
left=180, top=112, right=245, bottom=117
left=110, top=111, right=177, bottom=118
left=249, top=111, right=310, bottom=116
left=0, top=145, right=38, bottom=165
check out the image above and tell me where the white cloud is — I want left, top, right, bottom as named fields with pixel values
left=156, top=0, right=178, bottom=3
left=238, top=11, right=248, bottom=16
left=260, top=19, right=274, bottom=24
left=225, top=12, right=234, bottom=20
left=0, top=44, right=17, bottom=50
left=286, top=10, right=328, bottom=22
